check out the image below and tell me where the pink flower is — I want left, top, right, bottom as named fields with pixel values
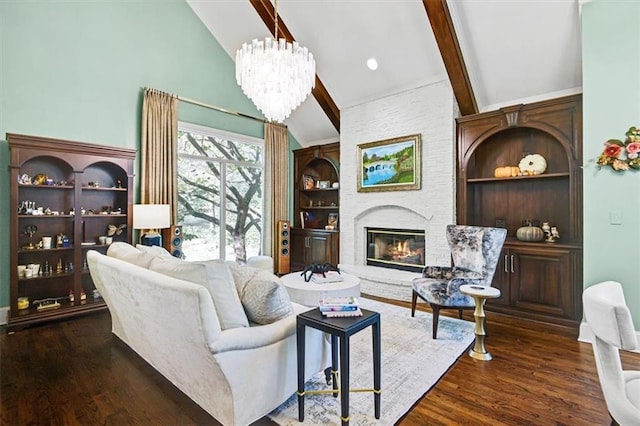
left=604, top=144, right=622, bottom=158
left=626, top=142, right=640, bottom=155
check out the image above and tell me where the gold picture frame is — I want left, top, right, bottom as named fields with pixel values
left=357, top=134, right=422, bottom=192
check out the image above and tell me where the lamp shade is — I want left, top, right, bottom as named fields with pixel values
left=133, top=204, right=171, bottom=230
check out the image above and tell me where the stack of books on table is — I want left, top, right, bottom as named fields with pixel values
left=310, top=271, right=344, bottom=284
left=319, top=296, right=362, bottom=318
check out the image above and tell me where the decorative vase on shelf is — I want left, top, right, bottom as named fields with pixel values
left=516, top=222, right=544, bottom=242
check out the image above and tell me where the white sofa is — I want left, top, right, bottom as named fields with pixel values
left=87, top=244, right=330, bottom=425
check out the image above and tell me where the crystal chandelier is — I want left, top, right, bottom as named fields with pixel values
left=235, top=0, right=315, bottom=123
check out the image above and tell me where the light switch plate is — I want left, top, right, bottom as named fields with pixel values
left=610, top=211, right=623, bottom=225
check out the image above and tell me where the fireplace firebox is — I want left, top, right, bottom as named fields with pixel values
left=366, top=227, right=425, bottom=273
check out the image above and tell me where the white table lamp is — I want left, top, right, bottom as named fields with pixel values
left=133, top=204, right=171, bottom=246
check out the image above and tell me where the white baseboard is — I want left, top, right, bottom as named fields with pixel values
left=578, top=321, right=640, bottom=353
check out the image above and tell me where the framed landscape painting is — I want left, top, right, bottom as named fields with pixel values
left=357, top=134, right=422, bottom=192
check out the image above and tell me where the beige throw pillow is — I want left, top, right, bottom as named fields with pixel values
left=136, top=244, right=173, bottom=258
left=148, top=257, right=249, bottom=330
left=107, top=242, right=156, bottom=269
left=234, top=268, right=293, bottom=325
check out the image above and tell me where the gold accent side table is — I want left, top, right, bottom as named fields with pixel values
left=460, top=284, right=501, bottom=361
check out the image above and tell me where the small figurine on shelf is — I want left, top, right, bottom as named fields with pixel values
left=56, top=258, right=63, bottom=274
left=80, top=289, right=87, bottom=304
left=107, top=224, right=127, bottom=237
left=542, top=222, right=560, bottom=243
left=23, top=224, right=37, bottom=249
left=18, top=173, right=31, bottom=184
left=69, top=289, right=75, bottom=303
left=116, top=179, right=123, bottom=188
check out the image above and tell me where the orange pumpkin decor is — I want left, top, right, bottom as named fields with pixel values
left=493, top=166, right=520, bottom=178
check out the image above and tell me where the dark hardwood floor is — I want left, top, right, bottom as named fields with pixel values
left=1, top=297, right=638, bottom=425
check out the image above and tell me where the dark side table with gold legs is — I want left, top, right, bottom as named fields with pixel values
left=296, top=308, right=381, bottom=426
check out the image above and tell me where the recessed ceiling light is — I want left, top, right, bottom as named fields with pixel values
left=367, top=58, right=378, bottom=71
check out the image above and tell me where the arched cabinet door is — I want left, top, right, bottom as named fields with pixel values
left=455, top=94, right=583, bottom=329
left=7, top=133, right=135, bottom=331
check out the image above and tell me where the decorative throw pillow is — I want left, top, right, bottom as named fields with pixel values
left=107, top=242, right=156, bottom=269
left=448, top=226, right=486, bottom=275
left=235, top=269, right=293, bottom=325
left=136, top=244, right=173, bottom=258
left=148, top=257, right=249, bottom=330
left=226, top=261, right=261, bottom=291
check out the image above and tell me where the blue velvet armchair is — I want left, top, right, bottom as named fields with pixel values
left=411, top=225, right=507, bottom=339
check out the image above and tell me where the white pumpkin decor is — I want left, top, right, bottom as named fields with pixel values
left=516, top=225, right=544, bottom=242
left=519, top=154, right=547, bottom=176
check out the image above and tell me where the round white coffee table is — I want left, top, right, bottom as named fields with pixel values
left=460, top=284, right=501, bottom=361
left=281, top=272, right=361, bottom=307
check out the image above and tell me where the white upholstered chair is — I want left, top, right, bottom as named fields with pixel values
left=583, top=280, right=640, bottom=425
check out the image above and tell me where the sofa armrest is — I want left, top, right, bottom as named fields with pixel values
left=209, top=317, right=295, bottom=353
left=209, top=303, right=312, bottom=354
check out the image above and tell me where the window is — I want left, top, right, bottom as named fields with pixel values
left=177, top=123, right=263, bottom=262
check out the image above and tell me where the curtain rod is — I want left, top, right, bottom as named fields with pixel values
left=143, top=86, right=283, bottom=126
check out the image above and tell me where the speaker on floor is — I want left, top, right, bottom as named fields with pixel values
left=162, top=225, right=183, bottom=259
left=276, top=220, right=290, bottom=275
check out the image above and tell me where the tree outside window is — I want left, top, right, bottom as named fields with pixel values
left=177, top=125, right=263, bottom=262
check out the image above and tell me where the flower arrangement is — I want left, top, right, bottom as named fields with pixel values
left=596, top=126, right=640, bottom=171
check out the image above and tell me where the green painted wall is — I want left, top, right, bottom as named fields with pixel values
left=583, top=1, right=640, bottom=328
left=0, top=0, right=300, bottom=311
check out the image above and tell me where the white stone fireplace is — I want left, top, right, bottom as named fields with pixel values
left=338, top=80, right=457, bottom=301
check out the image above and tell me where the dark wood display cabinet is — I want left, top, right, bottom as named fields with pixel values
left=290, top=228, right=340, bottom=272
left=8, top=133, right=135, bottom=331
left=456, top=95, right=583, bottom=329
left=291, top=142, right=340, bottom=271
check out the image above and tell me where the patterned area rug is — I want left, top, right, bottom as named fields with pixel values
left=269, top=298, right=475, bottom=425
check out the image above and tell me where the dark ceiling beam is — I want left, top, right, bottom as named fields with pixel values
left=422, top=0, right=478, bottom=116
left=249, top=0, right=340, bottom=132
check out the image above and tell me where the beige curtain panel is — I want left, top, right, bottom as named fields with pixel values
left=264, top=122, right=289, bottom=259
left=140, top=88, right=178, bottom=223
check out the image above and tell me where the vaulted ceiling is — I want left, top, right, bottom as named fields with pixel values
left=187, top=0, right=582, bottom=146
